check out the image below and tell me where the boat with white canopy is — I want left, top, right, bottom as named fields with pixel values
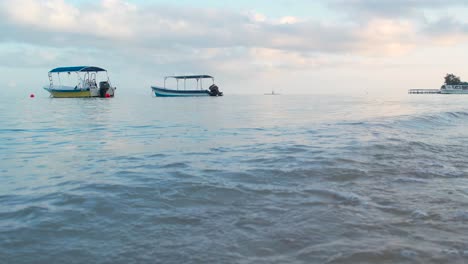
left=44, top=66, right=116, bottom=98
left=151, top=75, right=223, bottom=97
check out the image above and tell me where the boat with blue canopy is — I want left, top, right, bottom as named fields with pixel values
left=44, top=66, right=116, bottom=98
left=151, top=75, right=223, bottom=97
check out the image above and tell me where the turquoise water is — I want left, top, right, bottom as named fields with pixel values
left=1, top=94, right=468, bottom=263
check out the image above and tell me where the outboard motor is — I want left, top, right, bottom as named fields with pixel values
left=99, top=81, right=110, bottom=97
left=209, top=84, right=223, bottom=96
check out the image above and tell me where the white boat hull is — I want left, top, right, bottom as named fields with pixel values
left=440, top=90, right=468, bottom=94
left=151, top=86, right=211, bottom=97
left=440, top=85, right=468, bottom=94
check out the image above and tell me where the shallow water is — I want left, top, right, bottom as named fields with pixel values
left=1, top=94, right=468, bottom=263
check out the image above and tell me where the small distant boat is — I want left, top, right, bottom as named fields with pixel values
left=440, top=85, right=468, bottom=94
left=409, top=85, right=468, bottom=94
left=410, top=74, right=468, bottom=95
left=265, top=90, right=280, bottom=95
left=151, top=75, right=223, bottom=97
left=44, top=66, right=116, bottom=98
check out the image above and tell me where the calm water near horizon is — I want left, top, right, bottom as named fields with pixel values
left=1, top=94, right=468, bottom=263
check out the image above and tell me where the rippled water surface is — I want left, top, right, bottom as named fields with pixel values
left=1, top=94, right=468, bottom=263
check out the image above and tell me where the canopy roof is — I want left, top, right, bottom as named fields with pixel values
left=165, top=75, right=214, bottom=80
left=49, top=66, right=107, bottom=73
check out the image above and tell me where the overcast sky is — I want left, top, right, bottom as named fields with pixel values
left=1, top=0, right=468, bottom=96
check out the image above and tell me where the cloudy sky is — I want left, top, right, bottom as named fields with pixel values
left=1, top=0, right=468, bottom=96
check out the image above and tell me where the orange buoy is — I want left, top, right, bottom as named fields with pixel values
left=105, top=93, right=111, bottom=98
left=30, top=94, right=35, bottom=98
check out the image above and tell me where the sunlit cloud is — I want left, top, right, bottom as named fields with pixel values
left=1, top=0, right=468, bottom=95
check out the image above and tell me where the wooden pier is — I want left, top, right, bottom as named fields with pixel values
left=408, top=89, right=441, bottom=94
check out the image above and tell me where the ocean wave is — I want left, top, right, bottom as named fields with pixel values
left=3, top=96, right=468, bottom=263
left=302, top=188, right=364, bottom=206
left=384, top=110, right=468, bottom=130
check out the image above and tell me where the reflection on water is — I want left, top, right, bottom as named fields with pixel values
left=1, top=94, right=468, bottom=263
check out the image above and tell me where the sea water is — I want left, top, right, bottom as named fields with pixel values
left=1, top=94, right=468, bottom=263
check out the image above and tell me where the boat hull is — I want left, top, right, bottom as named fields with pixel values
left=151, top=86, right=211, bottom=97
left=440, top=85, right=468, bottom=94
left=44, top=87, right=115, bottom=98
left=44, top=88, right=92, bottom=98
left=440, top=90, right=468, bottom=94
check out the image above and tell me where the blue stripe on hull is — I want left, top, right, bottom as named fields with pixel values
left=153, top=94, right=208, bottom=97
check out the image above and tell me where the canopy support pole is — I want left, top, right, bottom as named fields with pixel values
left=48, top=73, right=53, bottom=87
left=77, top=72, right=82, bottom=88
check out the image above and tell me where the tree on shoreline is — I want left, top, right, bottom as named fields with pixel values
left=444, top=74, right=462, bottom=85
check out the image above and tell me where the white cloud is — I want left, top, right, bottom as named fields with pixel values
left=1, top=0, right=468, bottom=95
left=1, top=0, right=467, bottom=64
left=279, top=16, right=300, bottom=25
left=2, top=0, right=137, bottom=38
left=250, top=12, right=267, bottom=23
left=354, top=19, right=417, bottom=56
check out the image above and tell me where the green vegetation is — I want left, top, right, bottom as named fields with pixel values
left=444, top=73, right=468, bottom=85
